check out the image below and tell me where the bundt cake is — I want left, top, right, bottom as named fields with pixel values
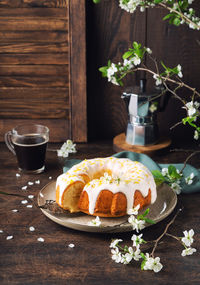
left=56, top=157, right=157, bottom=217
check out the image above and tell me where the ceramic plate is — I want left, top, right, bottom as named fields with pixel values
left=37, top=181, right=177, bottom=233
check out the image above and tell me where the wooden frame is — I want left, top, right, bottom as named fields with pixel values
left=69, top=0, right=87, bottom=142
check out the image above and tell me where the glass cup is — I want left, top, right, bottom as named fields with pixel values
left=5, top=124, right=49, bottom=173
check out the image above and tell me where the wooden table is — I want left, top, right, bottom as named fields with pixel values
left=0, top=142, right=200, bottom=285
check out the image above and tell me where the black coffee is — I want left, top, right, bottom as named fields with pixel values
left=13, top=134, right=48, bottom=171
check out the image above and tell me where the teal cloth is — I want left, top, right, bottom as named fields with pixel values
left=63, top=151, right=200, bottom=194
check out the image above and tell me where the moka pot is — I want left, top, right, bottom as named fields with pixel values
left=122, top=80, right=168, bottom=146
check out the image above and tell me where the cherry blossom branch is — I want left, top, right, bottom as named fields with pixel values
left=158, top=2, right=200, bottom=30
left=135, top=67, right=199, bottom=97
left=151, top=207, right=183, bottom=258
left=170, top=148, right=200, bottom=172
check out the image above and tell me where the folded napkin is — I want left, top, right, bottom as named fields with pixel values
left=63, top=151, right=200, bottom=194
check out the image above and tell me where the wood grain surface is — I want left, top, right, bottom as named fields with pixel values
left=0, top=0, right=87, bottom=143
left=0, top=142, right=200, bottom=285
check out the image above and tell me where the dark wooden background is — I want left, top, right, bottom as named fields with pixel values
left=86, top=0, right=200, bottom=142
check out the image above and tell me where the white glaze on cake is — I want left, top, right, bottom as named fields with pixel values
left=56, top=173, right=85, bottom=206
left=56, top=157, right=157, bottom=214
left=56, top=157, right=157, bottom=213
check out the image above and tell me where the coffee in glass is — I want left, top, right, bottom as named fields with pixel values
left=5, top=124, right=49, bottom=173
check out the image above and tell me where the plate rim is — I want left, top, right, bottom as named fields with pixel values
left=37, top=181, right=177, bottom=233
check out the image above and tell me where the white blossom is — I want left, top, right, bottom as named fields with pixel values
left=109, top=76, right=120, bottom=86
left=12, top=209, right=18, bottom=213
left=21, top=186, right=27, bottom=190
left=29, top=226, right=35, bottom=232
left=143, top=253, right=163, bottom=273
left=110, top=239, right=123, bottom=249
left=185, top=173, right=194, bottom=185
left=149, top=103, right=157, bottom=113
left=194, top=130, right=199, bottom=140
left=131, top=233, right=144, bottom=248
left=153, top=74, right=162, bottom=86
left=177, top=64, right=183, bottom=78
left=161, top=168, right=168, bottom=176
left=184, top=101, right=200, bottom=118
left=6, top=235, right=13, bottom=240
left=132, top=56, right=141, bottom=66
left=128, top=215, right=146, bottom=232
left=121, top=252, right=133, bottom=264
left=181, top=247, right=196, bottom=257
left=57, top=140, right=76, bottom=158
left=16, top=173, right=20, bottom=177
left=35, top=180, right=40, bottom=184
left=170, top=182, right=182, bottom=195
left=28, top=195, right=34, bottom=199
left=111, top=247, right=122, bottom=263
left=146, top=47, right=152, bottom=54
left=28, top=182, right=34, bottom=185
left=21, top=200, right=28, bottom=204
left=68, top=243, right=75, bottom=248
left=37, top=237, right=45, bottom=242
left=127, top=204, right=140, bottom=216
left=123, top=58, right=134, bottom=69
left=181, top=229, right=195, bottom=247
left=88, top=216, right=101, bottom=227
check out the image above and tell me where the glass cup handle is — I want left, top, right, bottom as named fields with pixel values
left=5, top=131, right=16, bottom=155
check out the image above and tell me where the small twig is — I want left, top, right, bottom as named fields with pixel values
left=180, top=150, right=200, bottom=172
left=166, top=233, right=180, bottom=242
left=170, top=121, right=183, bottom=130
left=151, top=207, right=183, bottom=257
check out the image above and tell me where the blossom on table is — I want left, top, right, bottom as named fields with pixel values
left=121, top=247, right=141, bottom=264
left=131, top=233, right=144, bottom=248
left=181, top=247, right=196, bottom=257
left=111, top=247, right=122, bottom=263
left=143, top=253, right=163, bottom=273
left=57, top=140, right=77, bottom=158
left=181, top=229, right=194, bottom=247
left=110, top=239, right=123, bottom=249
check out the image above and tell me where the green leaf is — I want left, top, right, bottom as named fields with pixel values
left=168, top=165, right=177, bottom=176
left=168, top=165, right=182, bottom=180
left=122, top=50, right=133, bottom=59
left=173, top=17, right=181, bottom=26
left=140, top=252, right=145, bottom=259
left=141, top=260, right=146, bottom=270
left=99, top=66, right=108, bottom=77
left=144, top=218, right=156, bottom=224
left=142, top=208, right=150, bottom=217
left=152, top=170, right=164, bottom=179
left=163, top=13, right=173, bottom=21
left=93, top=0, right=101, bottom=3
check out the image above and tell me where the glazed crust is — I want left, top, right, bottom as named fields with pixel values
left=78, top=188, right=152, bottom=217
